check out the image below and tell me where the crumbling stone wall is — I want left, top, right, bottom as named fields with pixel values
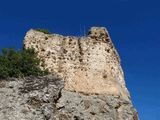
left=24, top=27, right=129, bottom=99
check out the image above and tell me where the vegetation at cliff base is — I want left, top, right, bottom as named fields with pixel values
left=0, top=48, right=48, bottom=79
left=35, top=29, right=51, bottom=34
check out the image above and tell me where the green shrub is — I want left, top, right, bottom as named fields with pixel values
left=0, top=48, right=48, bottom=79
left=35, top=29, right=51, bottom=34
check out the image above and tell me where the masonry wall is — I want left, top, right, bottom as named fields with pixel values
left=24, top=27, right=129, bottom=99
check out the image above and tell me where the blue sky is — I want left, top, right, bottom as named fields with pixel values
left=0, top=0, right=160, bottom=119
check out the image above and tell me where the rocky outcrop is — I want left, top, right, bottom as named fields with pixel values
left=0, top=27, right=138, bottom=120
left=0, top=75, right=63, bottom=120
left=0, top=76, right=138, bottom=120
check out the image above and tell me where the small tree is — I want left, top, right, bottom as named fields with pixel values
left=0, top=48, right=48, bottom=79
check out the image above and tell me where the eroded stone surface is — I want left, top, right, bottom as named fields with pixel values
left=24, top=27, right=129, bottom=99
left=0, top=76, right=138, bottom=120
left=55, top=90, right=138, bottom=120
left=0, top=75, right=64, bottom=120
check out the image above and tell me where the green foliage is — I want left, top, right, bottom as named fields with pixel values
left=0, top=48, right=48, bottom=79
left=35, top=29, right=51, bottom=34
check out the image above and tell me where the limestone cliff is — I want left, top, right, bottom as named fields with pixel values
left=0, top=27, right=138, bottom=120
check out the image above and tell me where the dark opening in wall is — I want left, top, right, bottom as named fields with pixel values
left=79, top=59, right=83, bottom=62
left=63, top=49, right=67, bottom=54
left=41, top=49, right=45, bottom=52
left=103, top=74, right=107, bottom=78
left=105, top=48, right=110, bottom=53
left=45, top=37, right=48, bottom=40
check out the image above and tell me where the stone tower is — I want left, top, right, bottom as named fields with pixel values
left=0, top=27, right=138, bottom=120
left=24, top=27, right=130, bottom=100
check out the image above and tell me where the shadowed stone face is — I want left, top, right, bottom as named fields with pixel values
left=24, top=27, right=129, bottom=100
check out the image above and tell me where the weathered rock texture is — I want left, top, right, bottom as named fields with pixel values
left=0, top=27, right=138, bottom=120
left=0, top=76, right=138, bottom=120
left=24, top=27, right=129, bottom=100
left=0, top=76, right=63, bottom=120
